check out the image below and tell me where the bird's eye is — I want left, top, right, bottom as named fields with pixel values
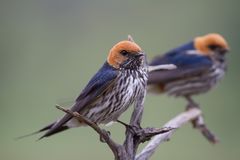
left=120, top=50, right=129, bottom=56
left=208, top=45, right=219, bottom=50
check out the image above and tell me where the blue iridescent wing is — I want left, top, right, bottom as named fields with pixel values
left=148, top=51, right=213, bottom=84
left=40, top=62, right=118, bottom=138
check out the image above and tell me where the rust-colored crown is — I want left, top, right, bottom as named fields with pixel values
left=107, top=41, right=142, bottom=68
left=194, top=33, right=229, bottom=55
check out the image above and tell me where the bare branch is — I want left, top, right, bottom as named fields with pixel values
left=55, top=100, right=216, bottom=160
left=135, top=108, right=202, bottom=160
left=55, top=105, right=123, bottom=159
left=136, top=127, right=175, bottom=143
left=185, top=96, right=219, bottom=144
left=190, top=115, right=219, bottom=144
left=123, top=90, right=146, bottom=159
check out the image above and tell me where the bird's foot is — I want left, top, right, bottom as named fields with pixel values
left=99, top=129, right=111, bottom=143
left=186, top=103, right=199, bottom=110
left=116, top=120, right=142, bottom=135
left=185, top=96, right=199, bottom=110
left=116, top=120, right=174, bottom=143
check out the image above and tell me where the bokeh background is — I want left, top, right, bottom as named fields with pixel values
left=1, top=0, right=240, bottom=160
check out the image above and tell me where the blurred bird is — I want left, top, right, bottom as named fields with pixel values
left=26, top=39, right=149, bottom=139
left=148, top=33, right=229, bottom=142
left=148, top=33, right=229, bottom=97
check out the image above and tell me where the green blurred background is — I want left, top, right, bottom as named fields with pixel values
left=1, top=0, right=240, bottom=159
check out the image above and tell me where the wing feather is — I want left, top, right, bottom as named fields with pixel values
left=40, top=62, right=118, bottom=138
left=148, top=51, right=213, bottom=84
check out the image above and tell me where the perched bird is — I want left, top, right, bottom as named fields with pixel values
left=31, top=39, right=149, bottom=139
left=148, top=33, right=229, bottom=98
left=148, top=33, right=229, bottom=142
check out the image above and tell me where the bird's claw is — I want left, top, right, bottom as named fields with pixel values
left=116, top=120, right=142, bottom=135
left=186, top=102, right=199, bottom=110
left=99, top=129, right=111, bottom=143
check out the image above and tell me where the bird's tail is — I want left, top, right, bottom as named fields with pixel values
left=15, top=122, right=69, bottom=140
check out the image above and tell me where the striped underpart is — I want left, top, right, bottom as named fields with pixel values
left=164, top=60, right=226, bottom=97
left=68, top=66, right=148, bottom=127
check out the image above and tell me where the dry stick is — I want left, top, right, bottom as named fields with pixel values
left=123, top=91, right=146, bottom=159
left=55, top=105, right=123, bottom=159
left=135, top=108, right=202, bottom=160
left=186, top=96, right=219, bottom=144
left=190, top=114, right=219, bottom=144
left=193, top=117, right=219, bottom=143
left=122, top=90, right=174, bottom=160
left=56, top=103, right=171, bottom=160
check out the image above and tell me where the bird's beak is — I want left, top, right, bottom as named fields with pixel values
left=219, top=48, right=230, bottom=54
left=134, top=52, right=145, bottom=58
